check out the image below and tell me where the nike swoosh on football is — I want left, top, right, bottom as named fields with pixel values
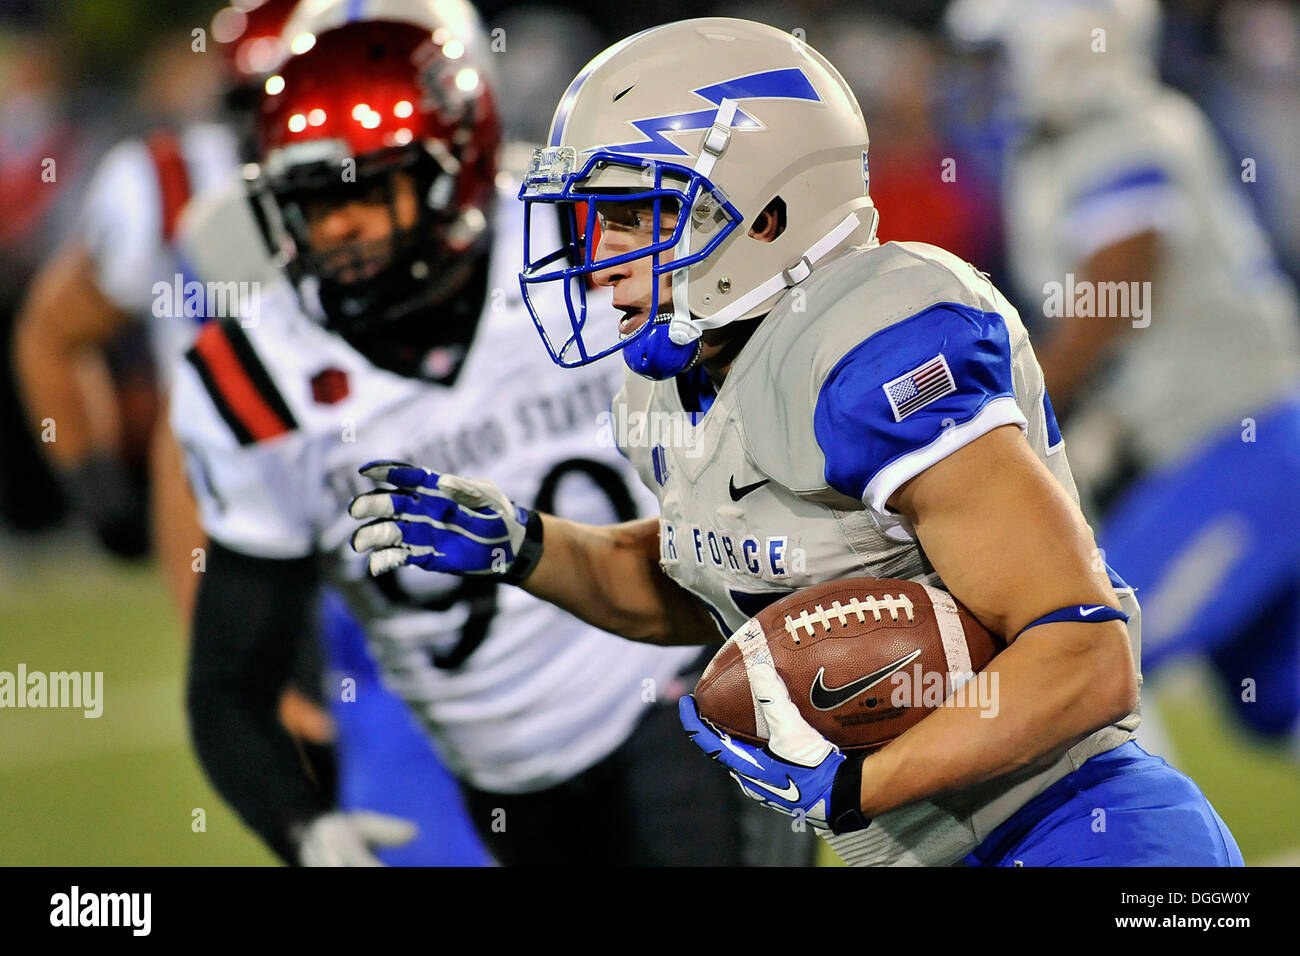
left=729, top=476, right=771, bottom=501
left=809, top=648, right=923, bottom=711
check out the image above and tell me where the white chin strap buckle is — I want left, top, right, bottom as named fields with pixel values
left=667, top=314, right=701, bottom=346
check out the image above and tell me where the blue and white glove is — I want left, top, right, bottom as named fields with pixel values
left=679, top=649, right=870, bottom=834
left=349, top=461, right=543, bottom=582
left=293, top=810, right=418, bottom=867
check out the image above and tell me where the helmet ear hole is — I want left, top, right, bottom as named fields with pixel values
left=748, top=196, right=786, bottom=243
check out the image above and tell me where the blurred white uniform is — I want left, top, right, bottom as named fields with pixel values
left=1006, top=88, right=1300, bottom=745
left=79, top=122, right=242, bottom=382
left=945, top=0, right=1300, bottom=760
left=1005, top=91, right=1300, bottom=483
left=171, top=189, right=699, bottom=793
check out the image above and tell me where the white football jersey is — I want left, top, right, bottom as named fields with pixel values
left=79, top=122, right=242, bottom=383
left=613, top=239, right=1143, bottom=866
left=1005, top=90, right=1300, bottom=478
left=169, top=191, right=698, bottom=793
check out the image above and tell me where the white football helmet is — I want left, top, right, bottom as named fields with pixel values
left=944, top=0, right=1162, bottom=124
left=517, top=17, right=878, bottom=380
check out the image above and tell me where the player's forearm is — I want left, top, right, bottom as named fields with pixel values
left=1035, top=229, right=1159, bottom=410
left=524, top=514, right=717, bottom=645
left=855, top=619, right=1137, bottom=817
left=13, top=244, right=131, bottom=466
left=13, top=325, right=119, bottom=467
left=187, top=543, right=331, bottom=863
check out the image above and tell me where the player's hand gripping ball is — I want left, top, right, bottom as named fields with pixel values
left=680, top=578, right=1005, bottom=832
left=693, top=578, right=1004, bottom=753
left=349, top=461, right=540, bottom=581
left=680, top=621, right=870, bottom=834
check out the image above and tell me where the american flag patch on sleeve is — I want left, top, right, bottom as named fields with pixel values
left=882, top=354, right=956, bottom=422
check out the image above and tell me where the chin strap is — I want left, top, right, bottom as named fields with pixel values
left=693, top=210, right=863, bottom=334
left=622, top=311, right=703, bottom=380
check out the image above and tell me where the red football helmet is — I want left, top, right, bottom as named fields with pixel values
left=249, top=0, right=501, bottom=351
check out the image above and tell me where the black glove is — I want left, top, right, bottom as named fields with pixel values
left=63, top=453, right=150, bottom=559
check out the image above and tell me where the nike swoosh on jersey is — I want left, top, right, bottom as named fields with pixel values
left=728, top=476, right=771, bottom=501
left=809, top=648, right=923, bottom=711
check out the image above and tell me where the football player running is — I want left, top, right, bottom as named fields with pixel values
left=352, top=18, right=1243, bottom=865
left=12, top=0, right=483, bottom=867
left=175, top=1, right=804, bottom=866
left=12, top=0, right=338, bottom=782
left=14, top=0, right=293, bottom=572
left=946, top=0, right=1300, bottom=761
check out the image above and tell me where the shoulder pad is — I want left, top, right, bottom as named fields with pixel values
left=733, top=243, right=1014, bottom=491
left=176, top=175, right=282, bottom=288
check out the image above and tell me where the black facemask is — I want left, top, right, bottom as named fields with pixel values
left=337, top=241, right=492, bottom=383
left=259, top=146, right=493, bottom=382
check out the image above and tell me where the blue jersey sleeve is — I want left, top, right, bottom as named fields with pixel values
left=813, top=302, right=1028, bottom=515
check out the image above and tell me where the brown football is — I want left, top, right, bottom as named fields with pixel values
left=694, top=578, right=1006, bottom=753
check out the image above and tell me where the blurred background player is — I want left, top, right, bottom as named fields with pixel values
left=0, top=24, right=95, bottom=537
left=11, top=0, right=491, bottom=866
left=175, top=0, right=809, bottom=866
left=946, top=0, right=1300, bottom=761
left=12, top=1, right=291, bottom=575
left=10, top=0, right=342, bottom=779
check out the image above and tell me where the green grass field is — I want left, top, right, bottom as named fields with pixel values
left=0, top=550, right=275, bottom=865
left=2, top=550, right=1297, bottom=866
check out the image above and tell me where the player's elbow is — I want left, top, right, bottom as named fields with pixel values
left=625, top=615, right=695, bottom=646
left=1086, top=625, right=1140, bottom=728
left=595, top=603, right=680, bottom=645
left=596, top=519, right=682, bottom=643
left=598, top=591, right=709, bottom=646
left=1026, top=619, right=1138, bottom=737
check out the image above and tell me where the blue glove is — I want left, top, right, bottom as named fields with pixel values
left=679, top=638, right=870, bottom=834
left=349, top=461, right=543, bottom=582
